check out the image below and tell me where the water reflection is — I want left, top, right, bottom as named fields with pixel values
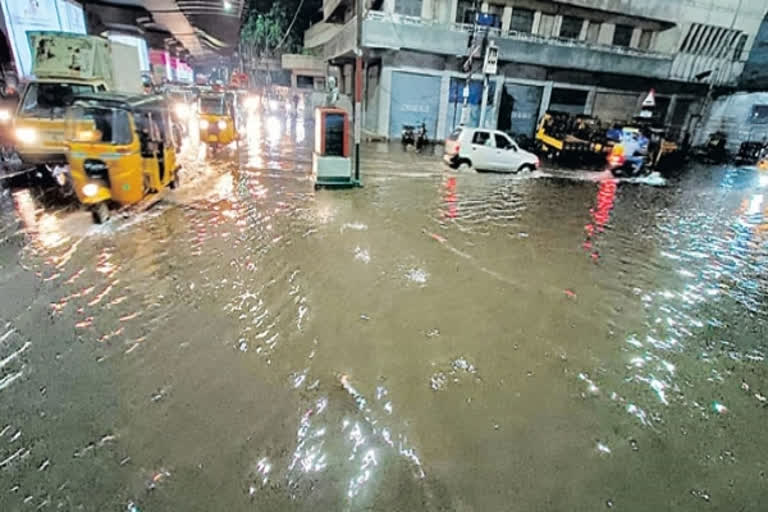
left=2, top=115, right=768, bottom=510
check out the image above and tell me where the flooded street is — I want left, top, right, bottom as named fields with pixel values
left=2, top=112, right=768, bottom=511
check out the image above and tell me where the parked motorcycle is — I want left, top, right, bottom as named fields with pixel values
left=401, top=122, right=429, bottom=151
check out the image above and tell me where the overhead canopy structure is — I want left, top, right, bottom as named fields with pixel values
left=88, top=0, right=245, bottom=57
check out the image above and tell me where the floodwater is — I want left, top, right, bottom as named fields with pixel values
left=1, top=108, right=768, bottom=511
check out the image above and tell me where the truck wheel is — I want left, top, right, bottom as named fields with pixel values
left=91, top=203, right=110, bottom=224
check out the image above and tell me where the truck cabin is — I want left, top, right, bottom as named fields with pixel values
left=19, top=81, right=105, bottom=118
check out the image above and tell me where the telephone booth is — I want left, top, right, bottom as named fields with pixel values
left=313, top=107, right=358, bottom=188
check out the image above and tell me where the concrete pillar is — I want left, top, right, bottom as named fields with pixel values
left=343, top=63, right=353, bottom=95
left=578, top=19, right=588, bottom=40
left=378, top=67, right=392, bottom=138
left=584, top=87, right=597, bottom=115
left=598, top=23, right=614, bottom=45
left=501, top=6, right=512, bottom=33
left=383, top=0, right=395, bottom=14
left=630, top=27, right=642, bottom=48
left=437, top=0, right=450, bottom=23
left=539, top=81, right=553, bottom=115
left=422, top=0, right=433, bottom=20
left=449, top=0, right=458, bottom=24
left=665, top=95, right=678, bottom=126
left=552, top=15, right=563, bottom=37
left=531, top=11, right=541, bottom=35
left=479, top=76, right=489, bottom=127
left=436, top=73, right=451, bottom=139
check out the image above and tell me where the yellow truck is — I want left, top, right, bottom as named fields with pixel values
left=12, top=32, right=142, bottom=181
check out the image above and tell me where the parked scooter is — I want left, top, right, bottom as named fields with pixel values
left=401, top=122, right=429, bottom=152
left=401, top=124, right=415, bottom=150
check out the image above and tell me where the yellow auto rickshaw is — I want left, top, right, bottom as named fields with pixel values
left=198, top=92, right=237, bottom=148
left=65, top=93, right=180, bottom=223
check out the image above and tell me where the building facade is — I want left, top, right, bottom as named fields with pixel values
left=304, top=0, right=767, bottom=140
left=740, top=12, right=768, bottom=90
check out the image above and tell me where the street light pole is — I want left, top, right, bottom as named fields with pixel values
left=354, top=0, right=364, bottom=183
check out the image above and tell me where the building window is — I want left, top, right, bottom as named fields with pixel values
left=538, top=14, right=555, bottom=37
left=456, top=0, right=476, bottom=24
left=613, top=24, right=633, bottom=47
left=585, top=21, right=600, bottom=43
left=560, top=15, right=583, bottom=39
left=733, top=33, right=747, bottom=61
left=639, top=29, right=653, bottom=50
left=750, top=105, right=768, bottom=124
left=395, top=0, right=422, bottom=18
left=509, top=7, right=534, bottom=33
left=297, top=75, right=314, bottom=89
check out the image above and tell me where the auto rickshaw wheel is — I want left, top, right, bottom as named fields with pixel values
left=91, top=202, right=110, bottom=224
left=170, top=170, right=180, bottom=189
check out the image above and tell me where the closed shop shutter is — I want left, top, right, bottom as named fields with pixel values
left=592, top=92, right=639, bottom=124
left=388, top=71, right=441, bottom=139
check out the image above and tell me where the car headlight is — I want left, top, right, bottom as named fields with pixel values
left=199, top=119, right=209, bottom=130
left=0, top=109, right=11, bottom=123
left=15, top=127, right=37, bottom=144
left=217, top=120, right=227, bottom=130
left=175, top=103, right=190, bottom=119
left=82, top=183, right=99, bottom=197
left=245, top=96, right=259, bottom=110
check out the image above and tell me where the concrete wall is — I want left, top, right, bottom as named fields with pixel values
left=363, top=15, right=469, bottom=55
left=304, top=22, right=343, bottom=48
left=491, top=35, right=673, bottom=79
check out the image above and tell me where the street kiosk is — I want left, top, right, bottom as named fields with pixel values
left=313, top=107, right=359, bottom=188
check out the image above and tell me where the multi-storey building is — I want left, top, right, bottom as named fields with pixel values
left=304, top=0, right=766, bottom=141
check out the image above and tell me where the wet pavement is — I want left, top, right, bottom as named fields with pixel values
left=1, top=110, right=768, bottom=511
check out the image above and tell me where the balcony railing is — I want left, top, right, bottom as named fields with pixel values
left=366, top=11, right=671, bottom=60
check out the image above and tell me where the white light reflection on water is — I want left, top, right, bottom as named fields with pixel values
left=266, top=116, right=281, bottom=147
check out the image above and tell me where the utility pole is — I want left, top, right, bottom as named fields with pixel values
left=460, top=0, right=480, bottom=126
left=354, top=0, right=364, bottom=183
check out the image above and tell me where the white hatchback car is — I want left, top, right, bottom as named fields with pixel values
left=444, top=127, right=539, bottom=173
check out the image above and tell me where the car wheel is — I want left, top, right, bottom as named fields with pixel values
left=457, top=158, right=472, bottom=171
left=517, top=164, right=535, bottom=173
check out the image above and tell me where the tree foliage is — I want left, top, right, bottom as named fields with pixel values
left=240, top=0, right=320, bottom=57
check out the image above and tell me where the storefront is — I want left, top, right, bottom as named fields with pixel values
left=497, top=82, right=542, bottom=137
left=446, top=77, right=496, bottom=131
left=388, top=71, right=441, bottom=139
left=549, top=87, right=588, bottom=114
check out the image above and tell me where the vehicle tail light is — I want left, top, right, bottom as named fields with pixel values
left=608, top=146, right=625, bottom=167
left=608, top=154, right=625, bottom=166
left=535, top=157, right=540, bottom=168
